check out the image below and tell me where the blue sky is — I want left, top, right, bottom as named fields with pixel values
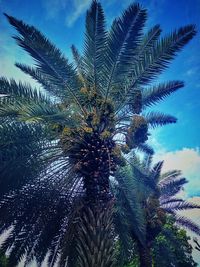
left=0, top=0, right=200, bottom=197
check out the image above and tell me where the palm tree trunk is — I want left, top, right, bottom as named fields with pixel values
left=138, top=243, right=152, bottom=267
left=76, top=199, right=115, bottom=267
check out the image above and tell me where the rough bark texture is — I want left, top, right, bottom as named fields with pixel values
left=76, top=200, right=115, bottom=267
left=138, top=243, right=152, bottom=267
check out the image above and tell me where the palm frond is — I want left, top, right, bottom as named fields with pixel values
left=129, top=25, right=196, bottom=88
left=104, top=3, right=147, bottom=98
left=71, top=45, right=86, bottom=88
left=0, top=180, right=74, bottom=266
left=145, top=111, right=177, bottom=128
left=150, top=161, right=163, bottom=185
left=114, top=167, right=147, bottom=245
left=83, top=0, right=107, bottom=91
left=175, top=215, right=200, bottom=235
left=0, top=77, right=48, bottom=103
left=4, top=14, right=85, bottom=114
left=159, top=177, right=188, bottom=199
left=162, top=200, right=200, bottom=212
left=142, top=81, right=184, bottom=108
left=137, top=143, right=154, bottom=156
left=15, top=63, right=64, bottom=98
left=159, top=170, right=182, bottom=182
left=0, top=122, right=56, bottom=196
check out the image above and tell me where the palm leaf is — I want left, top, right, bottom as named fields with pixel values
left=129, top=25, right=196, bottom=88
left=162, top=200, right=200, bottom=212
left=137, top=143, right=154, bottom=155
left=83, top=0, right=107, bottom=92
left=71, top=45, right=87, bottom=88
left=145, top=111, right=177, bottom=128
left=0, top=122, right=55, bottom=196
left=104, top=3, right=147, bottom=98
left=142, top=80, right=184, bottom=108
left=175, top=215, right=200, bottom=235
left=15, top=63, right=64, bottom=98
left=0, top=77, right=48, bottom=103
left=4, top=14, right=85, bottom=114
left=159, top=177, right=188, bottom=198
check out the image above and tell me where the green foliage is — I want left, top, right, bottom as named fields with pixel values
left=152, top=218, right=197, bottom=267
left=0, top=252, right=8, bottom=267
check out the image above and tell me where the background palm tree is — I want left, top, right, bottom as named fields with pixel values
left=113, top=154, right=200, bottom=267
left=0, top=0, right=196, bottom=266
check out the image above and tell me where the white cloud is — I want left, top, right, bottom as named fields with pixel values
left=154, top=147, right=200, bottom=197
left=186, top=67, right=199, bottom=77
left=42, top=0, right=91, bottom=27
left=65, top=0, right=91, bottom=27
left=42, top=0, right=68, bottom=19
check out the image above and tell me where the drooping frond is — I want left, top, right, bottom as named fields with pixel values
left=71, top=45, right=86, bottom=87
left=159, top=170, right=182, bottom=182
left=4, top=14, right=85, bottom=113
left=0, top=179, right=78, bottom=266
left=137, top=143, right=154, bottom=155
left=104, top=3, right=147, bottom=98
left=159, top=177, right=188, bottom=199
left=0, top=122, right=54, bottom=196
left=0, top=77, right=80, bottom=124
left=142, top=81, right=184, bottom=108
left=83, top=0, right=107, bottom=91
left=160, top=198, right=184, bottom=205
left=15, top=63, right=64, bottom=98
left=145, top=111, right=177, bottom=128
left=162, top=200, right=200, bottom=212
left=150, top=161, right=163, bottom=185
left=175, top=215, right=200, bottom=235
left=113, top=166, right=147, bottom=245
left=0, top=77, right=48, bottom=103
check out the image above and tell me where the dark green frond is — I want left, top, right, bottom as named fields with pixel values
left=4, top=14, right=85, bottom=113
left=104, top=3, right=147, bottom=97
left=175, top=215, right=200, bottom=236
left=137, top=143, right=154, bottom=155
left=15, top=63, right=64, bottom=98
left=162, top=200, right=200, bottom=212
left=150, top=161, right=164, bottom=185
left=129, top=24, right=196, bottom=87
left=142, top=80, right=184, bottom=108
left=114, top=166, right=147, bottom=245
left=0, top=180, right=74, bottom=266
left=71, top=45, right=86, bottom=88
left=127, top=24, right=161, bottom=79
left=159, top=177, right=188, bottom=198
left=0, top=122, right=55, bottom=196
left=83, top=0, right=107, bottom=91
left=159, top=170, right=182, bottom=182
left=0, top=77, right=48, bottom=103
left=145, top=111, right=177, bottom=128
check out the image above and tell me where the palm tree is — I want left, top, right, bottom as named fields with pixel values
left=113, top=154, right=200, bottom=267
left=0, top=0, right=196, bottom=266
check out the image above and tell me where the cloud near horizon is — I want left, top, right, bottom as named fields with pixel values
left=154, top=147, right=200, bottom=198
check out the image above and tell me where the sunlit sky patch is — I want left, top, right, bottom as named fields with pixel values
left=0, top=0, right=199, bottom=194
